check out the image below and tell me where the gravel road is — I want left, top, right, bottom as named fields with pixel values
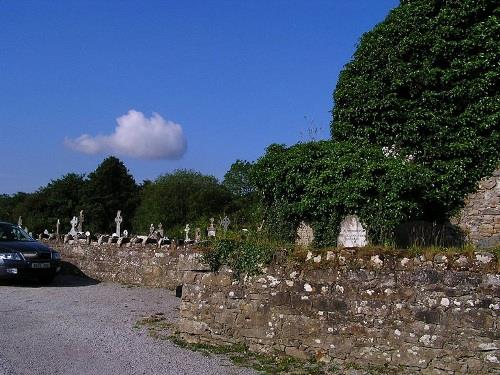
left=0, top=274, right=256, bottom=375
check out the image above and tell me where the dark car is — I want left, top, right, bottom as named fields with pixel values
left=0, top=221, right=61, bottom=284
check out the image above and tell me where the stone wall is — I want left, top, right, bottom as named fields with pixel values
left=179, top=250, right=500, bottom=374
left=45, top=240, right=208, bottom=289
left=453, top=168, right=500, bottom=248
left=46, top=240, right=500, bottom=373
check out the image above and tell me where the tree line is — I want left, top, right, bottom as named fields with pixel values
left=2, top=0, right=498, bottom=246
left=0, top=157, right=258, bottom=237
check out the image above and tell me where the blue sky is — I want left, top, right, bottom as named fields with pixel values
left=0, top=0, right=398, bottom=194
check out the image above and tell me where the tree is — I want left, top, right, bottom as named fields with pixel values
left=332, top=0, right=499, bottom=219
left=223, top=160, right=262, bottom=227
left=82, top=157, right=139, bottom=234
left=38, top=173, right=85, bottom=231
left=133, top=170, right=232, bottom=235
left=223, top=160, right=255, bottom=197
left=0, top=193, right=28, bottom=224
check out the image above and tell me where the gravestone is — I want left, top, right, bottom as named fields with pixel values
left=296, top=221, right=314, bottom=247
left=184, top=224, right=191, bottom=241
left=149, top=224, right=155, bottom=237
left=221, top=216, right=231, bottom=232
left=69, top=216, right=78, bottom=237
left=17, top=216, right=22, bottom=228
left=122, top=229, right=129, bottom=238
left=337, top=215, right=367, bottom=248
left=158, top=223, right=164, bottom=238
left=257, top=220, right=264, bottom=232
left=207, top=218, right=216, bottom=238
left=56, top=219, right=60, bottom=236
left=195, top=228, right=201, bottom=242
left=78, top=210, right=84, bottom=232
left=115, top=211, right=123, bottom=237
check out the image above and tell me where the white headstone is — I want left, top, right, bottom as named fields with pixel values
left=337, top=215, right=367, bottom=248
left=184, top=224, right=191, bottom=241
left=56, top=219, right=60, bottom=235
left=115, top=210, right=123, bottom=237
left=78, top=210, right=84, bottom=232
left=122, top=229, right=128, bottom=238
left=17, top=216, right=22, bottom=228
left=221, top=216, right=231, bottom=232
left=69, top=216, right=78, bottom=237
left=207, top=218, right=216, bottom=237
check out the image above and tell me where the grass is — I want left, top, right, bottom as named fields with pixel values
left=135, top=314, right=330, bottom=374
left=135, top=314, right=406, bottom=374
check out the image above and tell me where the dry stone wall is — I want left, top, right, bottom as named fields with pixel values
left=179, top=250, right=500, bottom=374
left=45, top=240, right=207, bottom=289
left=46, top=240, right=500, bottom=373
left=453, top=168, right=500, bottom=248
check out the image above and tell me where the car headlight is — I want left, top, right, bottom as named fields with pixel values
left=0, top=252, right=22, bottom=261
left=51, top=251, right=61, bottom=260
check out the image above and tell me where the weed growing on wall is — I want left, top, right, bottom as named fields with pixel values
left=202, top=239, right=276, bottom=278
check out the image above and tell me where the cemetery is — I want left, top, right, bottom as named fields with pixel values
left=26, top=165, right=498, bottom=373
left=1, top=0, right=499, bottom=373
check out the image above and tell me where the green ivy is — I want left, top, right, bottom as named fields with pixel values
left=251, top=1, right=499, bottom=247
left=202, top=239, right=275, bottom=278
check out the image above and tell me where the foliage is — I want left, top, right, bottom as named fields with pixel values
left=202, top=238, right=276, bottom=278
left=223, top=160, right=263, bottom=229
left=223, top=160, right=256, bottom=197
left=133, top=169, right=233, bottom=235
left=332, top=0, right=500, bottom=219
left=81, top=156, right=139, bottom=234
left=0, top=193, right=29, bottom=224
left=253, top=141, right=432, bottom=246
left=0, top=174, right=85, bottom=234
left=253, top=0, right=499, bottom=247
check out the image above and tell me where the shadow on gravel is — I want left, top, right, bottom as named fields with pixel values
left=0, top=262, right=100, bottom=288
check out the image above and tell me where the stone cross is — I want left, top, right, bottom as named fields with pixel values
left=115, top=210, right=123, bottom=237
left=78, top=210, right=84, bottom=232
left=221, top=216, right=231, bottom=232
left=56, top=219, right=60, bottom=235
left=184, top=224, right=191, bottom=241
left=69, top=216, right=78, bottom=237
left=17, top=216, right=22, bottom=228
left=257, top=220, right=264, bottom=232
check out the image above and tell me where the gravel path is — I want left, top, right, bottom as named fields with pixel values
left=0, top=275, right=256, bottom=375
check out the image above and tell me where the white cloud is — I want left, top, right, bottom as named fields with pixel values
left=64, top=110, right=187, bottom=160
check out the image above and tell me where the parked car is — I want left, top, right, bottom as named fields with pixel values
left=0, top=221, right=61, bottom=284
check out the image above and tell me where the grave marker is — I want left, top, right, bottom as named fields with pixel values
left=337, top=215, right=367, bottom=248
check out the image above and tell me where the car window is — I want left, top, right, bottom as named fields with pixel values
left=0, top=223, right=33, bottom=241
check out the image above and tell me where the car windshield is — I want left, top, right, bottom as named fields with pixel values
left=0, top=223, right=34, bottom=241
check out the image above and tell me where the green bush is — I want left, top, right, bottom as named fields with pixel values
left=253, top=141, right=431, bottom=247
left=252, top=0, right=499, bottom=247
left=332, top=0, right=499, bottom=219
left=202, top=239, right=275, bottom=278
